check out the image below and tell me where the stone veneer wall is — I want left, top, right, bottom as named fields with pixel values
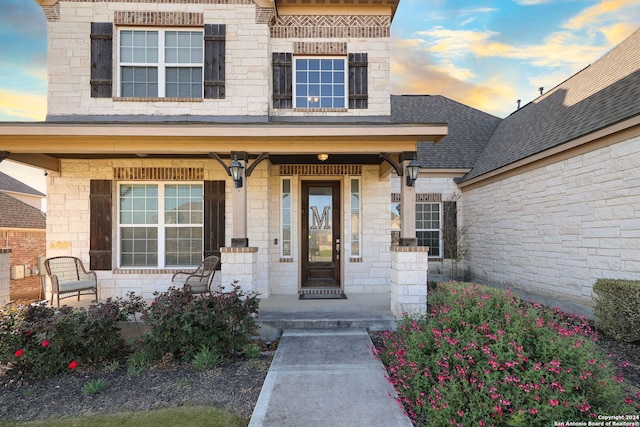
left=46, top=159, right=232, bottom=300
left=390, top=246, right=428, bottom=317
left=46, top=2, right=269, bottom=117
left=463, top=135, right=640, bottom=305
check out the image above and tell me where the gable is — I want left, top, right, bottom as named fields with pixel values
left=0, top=192, right=46, bottom=230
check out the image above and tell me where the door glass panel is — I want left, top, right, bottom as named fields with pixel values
left=308, top=186, right=332, bottom=263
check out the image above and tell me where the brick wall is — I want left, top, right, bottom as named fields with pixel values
left=0, top=249, right=10, bottom=306
left=463, top=134, right=640, bottom=305
left=0, top=230, right=46, bottom=302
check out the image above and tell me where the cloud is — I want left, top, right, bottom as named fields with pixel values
left=0, top=89, right=47, bottom=121
left=563, top=0, right=637, bottom=30
left=460, top=8, right=498, bottom=14
left=461, top=17, right=476, bottom=26
left=390, top=37, right=518, bottom=117
left=600, top=22, right=638, bottom=45
left=512, top=0, right=553, bottom=4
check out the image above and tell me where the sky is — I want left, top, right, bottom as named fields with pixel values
left=0, top=0, right=639, bottom=191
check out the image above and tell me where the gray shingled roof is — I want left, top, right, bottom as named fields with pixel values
left=462, top=28, right=640, bottom=182
left=0, top=192, right=46, bottom=229
left=391, top=95, right=501, bottom=168
left=0, top=171, right=45, bottom=197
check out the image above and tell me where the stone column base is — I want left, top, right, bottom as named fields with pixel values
left=220, top=247, right=258, bottom=293
left=390, top=246, right=429, bottom=317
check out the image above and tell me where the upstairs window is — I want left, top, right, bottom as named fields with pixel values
left=294, top=57, right=345, bottom=108
left=119, top=29, right=203, bottom=98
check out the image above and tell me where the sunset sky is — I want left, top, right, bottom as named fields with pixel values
left=0, top=0, right=639, bottom=188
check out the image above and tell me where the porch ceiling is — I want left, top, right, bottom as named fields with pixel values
left=0, top=122, right=447, bottom=171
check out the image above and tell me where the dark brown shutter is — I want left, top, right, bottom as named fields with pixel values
left=204, top=24, right=225, bottom=99
left=89, top=180, right=113, bottom=270
left=272, top=53, right=292, bottom=109
left=204, top=181, right=225, bottom=265
left=348, top=53, right=368, bottom=109
left=443, top=201, right=457, bottom=259
left=90, top=22, right=113, bottom=98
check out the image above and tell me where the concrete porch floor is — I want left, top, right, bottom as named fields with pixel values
left=36, top=292, right=399, bottom=341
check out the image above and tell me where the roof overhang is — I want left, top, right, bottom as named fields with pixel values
left=0, top=121, right=447, bottom=171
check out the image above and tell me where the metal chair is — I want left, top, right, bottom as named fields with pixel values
left=171, top=255, right=220, bottom=294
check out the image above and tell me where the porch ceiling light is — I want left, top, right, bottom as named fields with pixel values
left=405, top=159, right=421, bottom=187
left=317, top=153, right=329, bottom=162
left=229, top=155, right=244, bottom=188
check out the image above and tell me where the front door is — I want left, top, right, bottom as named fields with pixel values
left=301, top=181, right=341, bottom=288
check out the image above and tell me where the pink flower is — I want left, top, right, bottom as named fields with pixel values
left=548, top=399, right=559, bottom=406
left=41, top=340, right=50, bottom=348
left=15, top=349, right=24, bottom=358
left=68, top=360, right=78, bottom=369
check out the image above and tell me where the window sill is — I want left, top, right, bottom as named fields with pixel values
left=293, top=107, right=348, bottom=113
left=114, top=268, right=183, bottom=274
left=114, top=97, right=204, bottom=102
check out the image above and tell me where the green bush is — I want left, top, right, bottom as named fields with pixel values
left=139, top=285, right=260, bottom=361
left=593, top=279, right=640, bottom=343
left=376, top=282, right=638, bottom=426
left=0, top=301, right=126, bottom=379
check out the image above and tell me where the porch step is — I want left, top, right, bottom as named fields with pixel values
left=254, top=293, right=397, bottom=340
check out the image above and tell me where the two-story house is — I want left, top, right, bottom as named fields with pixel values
left=0, top=0, right=638, bottom=314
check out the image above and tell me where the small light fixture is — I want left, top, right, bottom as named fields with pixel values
left=229, top=155, right=244, bottom=188
left=405, top=159, right=421, bottom=187
left=317, top=153, right=329, bottom=162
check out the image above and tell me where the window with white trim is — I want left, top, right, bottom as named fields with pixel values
left=350, top=178, right=361, bottom=257
left=294, top=57, right=346, bottom=108
left=416, top=202, right=441, bottom=257
left=390, top=199, right=442, bottom=258
left=119, top=29, right=203, bottom=98
left=118, top=183, right=203, bottom=268
left=281, top=179, right=292, bottom=258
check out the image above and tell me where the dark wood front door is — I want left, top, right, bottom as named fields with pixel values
left=301, top=181, right=341, bottom=288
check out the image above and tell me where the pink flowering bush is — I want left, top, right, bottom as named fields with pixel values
left=375, top=282, right=639, bottom=426
left=0, top=301, right=125, bottom=379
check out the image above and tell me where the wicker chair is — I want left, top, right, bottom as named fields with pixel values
left=171, top=255, right=220, bottom=294
left=44, top=256, right=98, bottom=307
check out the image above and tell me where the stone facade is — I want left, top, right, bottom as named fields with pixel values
left=463, top=134, right=640, bottom=305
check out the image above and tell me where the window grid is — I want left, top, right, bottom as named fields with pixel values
left=294, top=57, right=346, bottom=108
left=416, top=202, right=441, bottom=257
left=281, top=179, right=292, bottom=257
left=350, top=178, right=361, bottom=257
left=119, top=29, right=203, bottom=98
left=118, top=182, right=203, bottom=268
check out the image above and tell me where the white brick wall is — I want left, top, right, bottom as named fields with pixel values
left=463, top=135, right=640, bottom=305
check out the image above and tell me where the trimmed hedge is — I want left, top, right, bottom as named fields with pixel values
left=593, top=279, right=640, bottom=342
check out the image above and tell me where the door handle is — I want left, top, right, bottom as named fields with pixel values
left=335, top=239, right=340, bottom=260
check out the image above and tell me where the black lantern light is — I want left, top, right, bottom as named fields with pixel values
left=405, top=158, right=421, bottom=187
left=229, top=155, right=244, bottom=188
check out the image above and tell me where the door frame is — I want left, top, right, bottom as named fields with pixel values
left=301, top=180, right=341, bottom=289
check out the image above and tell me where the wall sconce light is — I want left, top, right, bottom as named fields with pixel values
left=229, top=155, right=244, bottom=188
left=405, top=158, right=421, bottom=187
left=317, top=153, right=329, bottom=162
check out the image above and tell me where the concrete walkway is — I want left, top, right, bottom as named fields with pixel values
left=249, top=328, right=412, bottom=427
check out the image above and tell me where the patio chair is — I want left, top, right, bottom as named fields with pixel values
left=44, top=256, right=98, bottom=307
left=171, top=255, right=220, bottom=294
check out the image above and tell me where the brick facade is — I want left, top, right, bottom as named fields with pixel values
left=0, top=230, right=46, bottom=302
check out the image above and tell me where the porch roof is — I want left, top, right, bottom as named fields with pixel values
left=0, top=119, right=447, bottom=172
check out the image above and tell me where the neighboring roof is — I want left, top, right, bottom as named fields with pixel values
left=392, top=95, right=501, bottom=169
left=462, top=28, right=640, bottom=182
left=0, top=192, right=46, bottom=229
left=0, top=171, right=45, bottom=197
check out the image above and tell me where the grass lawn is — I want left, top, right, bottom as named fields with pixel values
left=0, top=406, right=248, bottom=427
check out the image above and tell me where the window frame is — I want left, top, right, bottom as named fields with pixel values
left=416, top=202, right=442, bottom=258
left=390, top=198, right=443, bottom=258
left=117, top=27, right=204, bottom=99
left=280, top=178, right=293, bottom=258
left=292, top=56, right=347, bottom=109
left=349, top=178, right=362, bottom=258
left=117, top=181, right=204, bottom=269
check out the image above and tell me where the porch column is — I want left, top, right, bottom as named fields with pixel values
left=399, top=153, right=417, bottom=246
left=390, top=246, right=429, bottom=317
left=220, top=247, right=258, bottom=293
left=231, top=152, right=249, bottom=248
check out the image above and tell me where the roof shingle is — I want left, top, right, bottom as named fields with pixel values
left=0, top=192, right=46, bottom=229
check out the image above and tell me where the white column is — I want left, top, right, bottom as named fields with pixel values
left=400, top=156, right=417, bottom=246
left=390, top=246, right=429, bottom=317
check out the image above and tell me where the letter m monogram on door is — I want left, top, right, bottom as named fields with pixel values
left=310, top=206, right=331, bottom=229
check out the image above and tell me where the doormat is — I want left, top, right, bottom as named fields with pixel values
left=299, top=290, right=347, bottom=300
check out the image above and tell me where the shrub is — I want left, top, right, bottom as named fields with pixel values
left=376, top=282, right=639, bottom=426
left=0, top=301, right=126, bottom=379
left=593, top=279, right=640, bottom=342
left=243, top=343, right=261, bottom=359
left=83, top=378, right=108, bottom=395
left=139, top=285, right=260, bottom=361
